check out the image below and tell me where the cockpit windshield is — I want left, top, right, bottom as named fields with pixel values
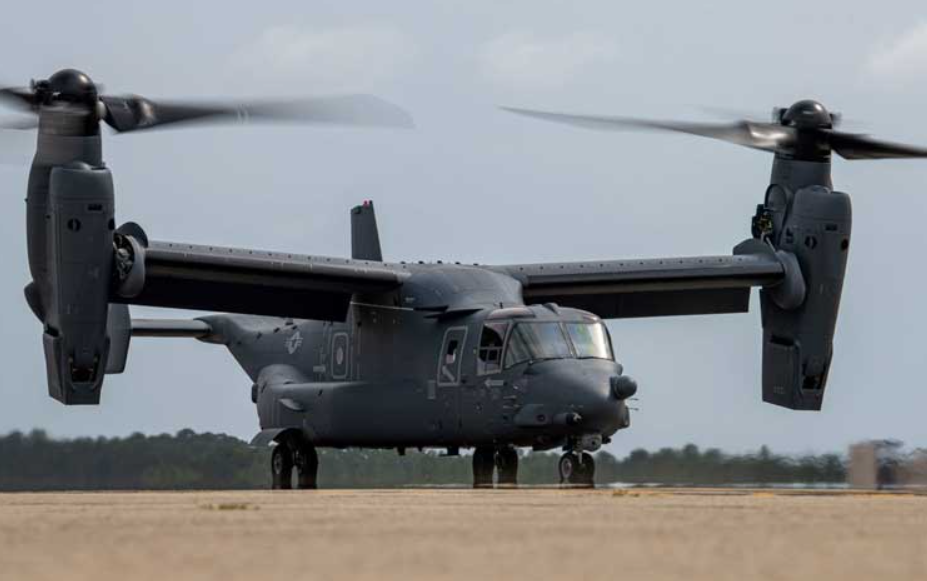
left=503, top=323, right=574, bottom=368
left=493, top=321, right=614, bottom=370
left=564, top=323, right=613, bottom=360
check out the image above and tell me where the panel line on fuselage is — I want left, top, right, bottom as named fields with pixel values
left=350, top=301, right=415, bottom=312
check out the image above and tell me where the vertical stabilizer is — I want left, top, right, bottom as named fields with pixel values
left=351, top=201, right=383, bottom=261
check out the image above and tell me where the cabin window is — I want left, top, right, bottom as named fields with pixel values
left=445, top=340, right=460, bottom=365
left=477, top=322, right=508, bottom=375
left=437, top=327, right=468, bottom=387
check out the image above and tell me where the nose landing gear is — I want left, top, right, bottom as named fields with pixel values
left=559, top=451, right=595, bottom=487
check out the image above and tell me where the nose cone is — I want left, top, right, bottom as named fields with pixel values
left=525, top=359, right=625, bottom=435
left=611, top=375, right=638, bottom=400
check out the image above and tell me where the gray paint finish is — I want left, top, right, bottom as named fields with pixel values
left=10, top=68, right=869, bottom=462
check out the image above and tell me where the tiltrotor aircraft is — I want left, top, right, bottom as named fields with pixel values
left=5, top=69, right=927, bottom=489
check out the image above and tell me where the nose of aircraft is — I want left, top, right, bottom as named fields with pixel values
left=524, top=359, right=629, bottom=435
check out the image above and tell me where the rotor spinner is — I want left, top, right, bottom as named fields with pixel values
left=34, top=69, right=100, bottom=106
left=779, top=100, right=834, bottom=130
left=774, top=100, right=836, bottom=162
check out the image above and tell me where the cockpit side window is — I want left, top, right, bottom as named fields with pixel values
left=564, top=322, right=614, bottom=361
left=504, top=322, right=573, bottom=368
left=477, top=322, right=508, bottom=375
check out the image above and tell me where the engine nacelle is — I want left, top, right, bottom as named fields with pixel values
left=759, top=184, right=852, bottom=410
left=40, top=162, right=116, bottom=405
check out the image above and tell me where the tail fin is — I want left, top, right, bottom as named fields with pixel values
left=351, top=201, right=383, bottom=261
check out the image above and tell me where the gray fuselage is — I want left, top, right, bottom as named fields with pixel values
left=202, top=265, right=629, bottom=450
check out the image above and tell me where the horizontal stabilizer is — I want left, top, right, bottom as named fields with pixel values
left=131, top=318, right=213, bottom=339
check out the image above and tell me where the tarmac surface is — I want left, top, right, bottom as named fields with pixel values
left=1, top=488, right=926, bottom=581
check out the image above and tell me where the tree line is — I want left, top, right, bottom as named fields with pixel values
left=0, top=430, right=845, bottom=490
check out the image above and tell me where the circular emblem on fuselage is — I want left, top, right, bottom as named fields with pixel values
left=285, top=330, right=303, bottom=355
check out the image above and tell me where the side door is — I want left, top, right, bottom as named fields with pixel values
left=460, top=321, right=509, bottom=439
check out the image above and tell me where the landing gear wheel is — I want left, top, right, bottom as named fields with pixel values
left=558, top=452, right=580, bottom=486
left=495, top=447, right=519, bottom=487
left=559, top=452, right=596, bottom=488
left=577, top=452, right=596, bottom=487
left=473, top=447, right=495, bottom=488
left=271, top=444, right=293, bottom=490
left=293, top=443, right=319, bottom=490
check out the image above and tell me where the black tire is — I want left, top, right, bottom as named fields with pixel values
left=495, top=447, right=519, bottom=487
left=473, top=447, right=495, bottom=488
left=577, top=452, right=596, bottom=488
left=271, top=444, right=293, bottom=490
left=558, top=452, right=580, bottom=485
left=294, top=444, right=319, bottom=490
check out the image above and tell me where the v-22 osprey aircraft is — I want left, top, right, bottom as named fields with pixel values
left=6, top=69, right=927, bottom=488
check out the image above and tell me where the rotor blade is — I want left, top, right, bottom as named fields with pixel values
left=696, top=105, right=771, bottom=122
left=501, top=107, right=795, bottom=153
left=828, top=131, right=927, bottom=160
left=0, top=87, right=36, bottom=112
left=102, top=94, right=414, bottom=133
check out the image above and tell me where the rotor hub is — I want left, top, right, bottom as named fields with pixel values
left=36, top=69, right=99, bottom=105
left=781, top=100, right=833, bottom=130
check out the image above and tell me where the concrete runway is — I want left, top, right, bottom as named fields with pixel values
left=1, top=488, right=925, bottom=581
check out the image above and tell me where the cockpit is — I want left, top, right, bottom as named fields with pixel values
left=477, top=306, right=615, bottom=375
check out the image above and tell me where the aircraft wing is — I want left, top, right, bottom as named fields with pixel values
left=117, top=240, right=408, bottom=320
left=498, top=248, right=786, bottom=319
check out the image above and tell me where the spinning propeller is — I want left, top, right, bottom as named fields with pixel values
left=502, top=100, right=927, bottom=161
left=0, top=68, right=413, bottom=134
left=6, top=70, right=412, bottom=404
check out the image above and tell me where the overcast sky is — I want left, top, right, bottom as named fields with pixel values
left=2, top=1, right=927, bottom=456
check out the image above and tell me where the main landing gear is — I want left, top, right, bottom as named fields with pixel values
left=271, top=438, right=319, bottom=490
left=473, top=446, right=519, bottom=488
left=559, top=451, right=595, bottom=488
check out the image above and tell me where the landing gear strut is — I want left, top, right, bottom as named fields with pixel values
left=495, top=446, right=519, bottom=487
left=293, top=443, right=319, bottom=489
left=472, top=446, right=519, bottom=488
left=271, top=444, right=293, bottom=489
left=559, top=451, right=595, bottom=488
left=271, top=437, right=318, bottom=490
